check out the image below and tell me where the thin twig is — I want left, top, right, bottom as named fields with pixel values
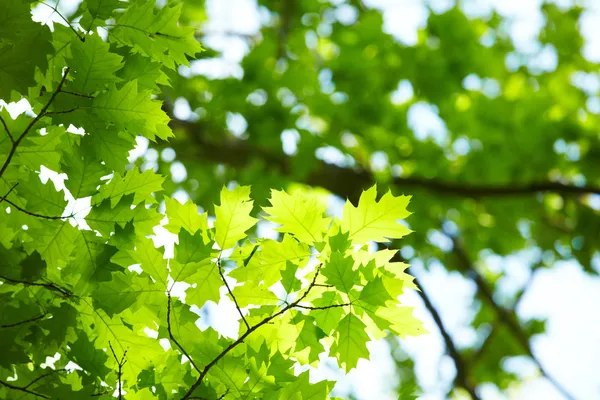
left=45, top=107, right=79, bottom=115
left=24, top=368, right=67, bottom=389
left=293, top=303, right=351, bottom=311
left=0, top=113, right=13, bottom=143
left=0, top=67, right=71, bottom=180
left=59, top=90, right=94, bottom=99
left=182, top=264, right=323, bottom=399
left=0, top=275, right=73, bottom=297
left=0, top=312, right=47, bottom=328
left=0, top=380, right=49, bottom=399
left=0, top=183, right=18, bottom=204
left=2, top=198, right=71, bottom=220
left=448, top=234, right=576, bottom=400
left=108, top=341, right=128, bottom=400
left=218, top=260, right=249, bottom=330
left=35, top=1, right=84, bottom=41
left=167, top=293, right=201, bottom=372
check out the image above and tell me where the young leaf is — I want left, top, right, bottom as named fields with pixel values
left=341, top=185, right=411, bottom=245
left=214, top=185, right=258, bottom=250
left=92, top=81, right=173, bottom=141
left=263, top=189, right=331, bottom=245
left=330, top=313, right=370, bottom=372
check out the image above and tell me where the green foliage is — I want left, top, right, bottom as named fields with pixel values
left=0, top=1, right=424, bottom=398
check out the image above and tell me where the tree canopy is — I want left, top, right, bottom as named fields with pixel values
left=1, top=0, right=599, bottom=399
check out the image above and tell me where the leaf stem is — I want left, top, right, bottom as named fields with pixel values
left=0, top=113, right=13, bottom=143
left=167, top=293, right=201, bottom=373
left=218, top=260, right=250, bottom=331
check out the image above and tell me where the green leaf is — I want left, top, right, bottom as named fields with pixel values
left=263, top=189, right=331, bottom=245
left=321, top=251, right=358, bottom=293
left=231, top=284, right=278, bottom=308
left=15, top=125, right=68, bottom=172
left=358, top=276, right=393, bottom=307
left=80, top=0, right=123, bottom=31
left=164, top=197, right=209, bottom=235
left=62, top=145, right=106, bottom=198
left=184, top=263, right=221, bottom=307
left=341, top=185, right=411, bottom=245
left=95, top=167, right=164, bottom=208
left=109, top=0, right=202, bottom=69
left=0, top=0, right=52, bottom=98
left=171, top=229, right=212, bottom=282
left=68, top=34, right=123, bottom=93
left=230, top=234, right=311, bottom=287
left=214, top=185, right=258, bottom=250
left=92, top=81, right=173, bottom=141
left=330, top=313, right=370, bottom=372
left=129, top=237, right=168, bottom=287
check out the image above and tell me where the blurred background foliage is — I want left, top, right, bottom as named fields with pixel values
left=125, top=0, right=598, bottom=398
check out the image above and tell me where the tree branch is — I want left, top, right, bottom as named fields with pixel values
left=0, top=183, right=18, bottom=205
left=182, top=265, right=322, bottom=399
left=0, top=312, right=47, bottom=328
left=167, top=293, right=201, bottom=373
left=0, top=67, right=71, bottom=180
left=108, top=341, right=128, bottom=400
left=410, top=272, right=480, bottom=400
left=448, top=234, right=576, bottom=400
left=2, top=198, right=70, bottom=220
left=167, top=118, right=600, bottom=201
left=0, top=380, right=49, bottom=399
left=59, top=90, right=94, bottom=99
left=24, top=368, right=67, bottom=389
left=293, top=303, right=351, bottom=311
left=0, top=113, right=13, bottom=143
left=0, top=275, right=73, bottom=298
left=218, top=260, right=250, bottom=331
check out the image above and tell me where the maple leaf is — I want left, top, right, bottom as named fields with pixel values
left=330, top=313, right=370, bottom=372
left=214, top=185, right=258, bottom=250
left=341, top=184, right=412, bottom=245
left=95, top=167, right=164, bottom=208
left=92, top=81, right=173, bottom=141
left=109, top=0, right=202, bottom=69
left=263, top=189, right=331, bottom=245
left=68, top=34, right=123, bottom=93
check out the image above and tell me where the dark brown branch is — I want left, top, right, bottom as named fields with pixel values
left=167, top=118, right=600, bottom=201
left=182, top=264, right=322, bottom=399
left=108, top=341, right=128, bottom=400
left=45, top=107, right=79, bottom=115
left=90, top=391, right=111, bottom=397
left=410, top=273, right=480, bottom=400
left=0, top=113, right=13, bottom=143
left=3, top=198, right=69, bottom=220
left=0, top=380, right=50, bottom=399
left=0, top=67, right=70, bottom=180
left=0, top=275, right=73, bottom=298
left=59, top=90, right=94, bottom=99
left=449, top=235, right=576, bottom=400
left=293, top=303, right=351, bottom=311
left=218, top=260, right=250, bottom=330
left=167, top=293, right=200, bottom=373
left=0, top=183, right=18, bottom=204
left=0, top=312, right=47, bottom=328
left=24, top=368, right=67, bottom=389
